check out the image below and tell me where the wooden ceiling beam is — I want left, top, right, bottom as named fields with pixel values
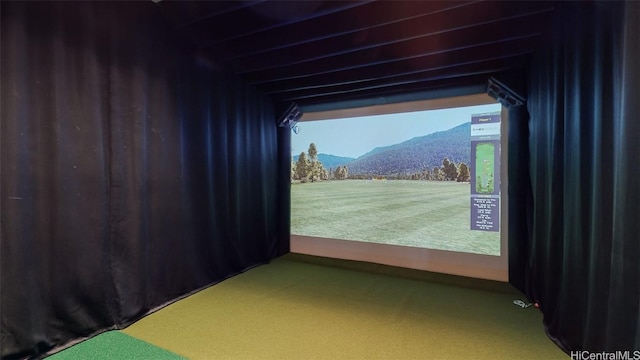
left=285, top=74, right=493, bottom=108
left=258, top=37, right=535, bottom=94
left=242, top=15, right=545, bottom=84
left=230, top=2, right=552, bottom=72
left=221, top=1, right=477, bottom=59
left=274, top=56, right=526, bottom=102
left=189, top=1, right=373, bottom=48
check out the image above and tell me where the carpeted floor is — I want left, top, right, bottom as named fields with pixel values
left=46, top=331, right=185, bottom=360
left=49, top=254, right=568, bottom=359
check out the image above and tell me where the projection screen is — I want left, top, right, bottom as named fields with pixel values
left=290, top=94, right=508, bottom=281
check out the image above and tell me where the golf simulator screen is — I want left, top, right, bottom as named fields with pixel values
left=290, top=94, right=508, bottom=281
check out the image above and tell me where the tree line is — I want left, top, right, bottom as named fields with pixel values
left=291, top=142, right=470, bottom=183
left=292, top=143, right=349, bottom=182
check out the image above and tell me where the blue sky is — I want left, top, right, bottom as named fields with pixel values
left=291, top=103, right=501, bottom=158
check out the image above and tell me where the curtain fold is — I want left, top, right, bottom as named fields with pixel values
left=525, top=1, right=640, bottom=352
left=507, top=105, right=533, bottom=295
left=1, top=2, right=286, bottom=358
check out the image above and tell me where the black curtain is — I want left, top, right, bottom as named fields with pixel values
left=507, top=104, right=533, bottom=294
left=512, top=1, right=640, bottom=353
left=1, top=2, right=287, bottom=358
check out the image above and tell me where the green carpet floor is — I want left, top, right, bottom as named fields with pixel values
left=50, top=254, right=569, bottom=359
left=46, top=331, right=185, bottom=360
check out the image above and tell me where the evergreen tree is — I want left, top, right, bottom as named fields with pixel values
left=432, top=166, right=442, bottom=180
left=442, top=157, right=458, bottom=181
left=457, top=162, right=470, bottom=182
left=291, top=159, right=296, bottom=182
left=310, top=160, right=324, bottom=182
left=334, top=165, right=348, bottom=180
left=296, top=152, right=309, bottom=180
left=308, top=143, right=318, bottom=161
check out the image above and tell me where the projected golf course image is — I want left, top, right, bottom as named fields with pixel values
left=290, top=104, right=503, bottom=257
left=291, top=179, right=500, bottom=256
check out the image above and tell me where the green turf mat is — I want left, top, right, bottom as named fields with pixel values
left=46, top=331, right=186, bottom=360
left=123, top=254, right=568, bottom=359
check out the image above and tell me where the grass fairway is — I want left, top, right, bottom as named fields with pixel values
left=291, top=180, right=500, bottom=256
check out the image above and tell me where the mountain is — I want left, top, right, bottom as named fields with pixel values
left=346, top=122, right=471, bottom=176
left=292, top=122, right=473, bottom=177
left=292, top=153, right=355, bottom=170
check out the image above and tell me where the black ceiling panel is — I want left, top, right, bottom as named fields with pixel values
left=154, top=0, right=555, bottom=109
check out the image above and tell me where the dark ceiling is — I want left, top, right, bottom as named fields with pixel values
left=154, top=0, right=556, bottom=111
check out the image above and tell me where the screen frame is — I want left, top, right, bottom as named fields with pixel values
left=290, top=93, right=509, bottom=282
